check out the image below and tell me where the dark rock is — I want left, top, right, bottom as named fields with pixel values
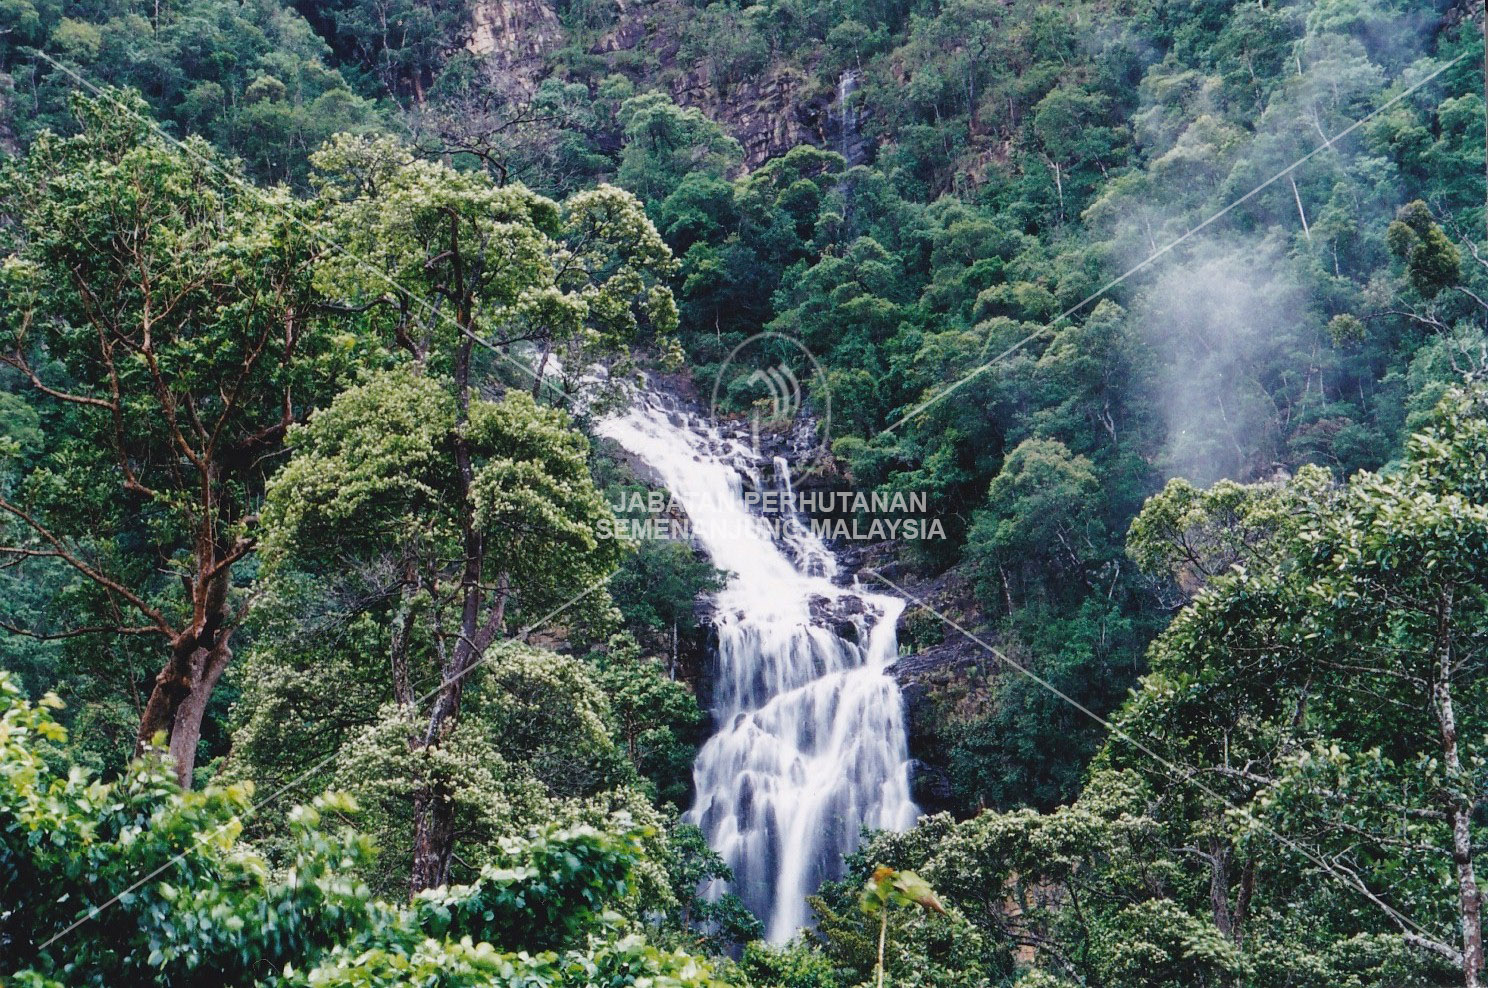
left=891, top=632, right=984, bottom=685
left=907, top=758, right=955, bottom=814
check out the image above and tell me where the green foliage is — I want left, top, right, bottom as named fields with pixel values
left=1126, top=469, right=1320, bottom=605
left=0, top=669, right=727, bottom=987
left=1093, top=899, right=1243, bottom=988
left=312, top=133, right=678, bottom=371
left=0, top=90, right=363, bottom=781
left=660, top=818, right=765, bottom=952
left=809, top=856, right=994, bottom=988
left=1386, top=199, right=1461, bottom=299
left=738, top=939, right=842, bottom=988
left=308, top=0, right=471, bottom=101
left=2, top=0, right=379, bottom=184
left=323, top=702, right=553, bottom=897
left=1, top=669, right=377, bottom=983
left=966, top=438, right=1102, bottom=608
left=265, top=370, right=625, bottom=628
left=412, top=824, right=647, bottom=952
left=257, top=127, right=681, bottom=900
left=592, top=633, right=705, bottom=807
left=606, top=537, right=727, bottom=662
left=478, top=641, right=632, bottom=797
left=863, top=383, right=1488, bottom=986
left=616, top=92, right=743, bottom=204
left=859, top=865, right=945, bottom=919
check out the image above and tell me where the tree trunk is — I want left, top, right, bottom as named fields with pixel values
left=408, top=522, right=483, bottom=894
left=135, top=612, right=233, bottom=788
left=390, top=562, right=420, bottom=708
left=1450, top=796, right=1484, bottom=988
left=1207, top=838, right=1234, bottom=939
left=875, top=908, right=888, bottom=988
left=165, top=643, right=230, bottom=789
left=1433, top=594, right=1484, bottom=988
left=136, top=651, right=192, bottom=758
left=408, top=309, right=501, bottom=896
left=407, top=569, right=509, bottom=894
left=1232, top=859, right=1255, bottom=948
left=532, top=340, right=552, bottom=399
left=410, top=783, right=457, bottom=894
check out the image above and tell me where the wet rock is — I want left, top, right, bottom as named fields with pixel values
left=891, top=632, right=983, bottom=684
left=907, top=758, right=955, bottom=814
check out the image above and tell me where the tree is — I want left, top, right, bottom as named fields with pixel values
left=806, top=839, right=995, bottom=988
left=0, top=669, right=723, bottom=987
left=414, top=70, right=605, bottom=192
left=1031, top=84, right=1127, bottom=222
left=1125, top=470, right=1315, bottom=608
left=313, top=0, right=472, bottom=104
left=478, top=640, right=632, bottom=798
left=267, top=134, right=678, bottom=893
left=4, top=0, right=380, bottom=185
left=965, top=438, right=1102, bottom=613
left=606, top=528, right=725, bottom=672
left=227, top=587, right=677, bottom=902
left=616, top=92, right=743, bottom=205
left=661, top=818, right=764, bottom=952
left=262, top=371, right=626, bottom=891
left=1387, top=200, right=1462, bottom=299
left=592, top=633, right=705, bottom=807
left=1110, top=382, right=1488, bottom=984
left=827, top=384, right=1488, bottom=987
left=0, top=91, right=355, bottom=786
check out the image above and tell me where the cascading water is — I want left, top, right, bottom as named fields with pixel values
left=836, top=69, right=861, bottom=165
left=598, top=390, right=918, bottom=942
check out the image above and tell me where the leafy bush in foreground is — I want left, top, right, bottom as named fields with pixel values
left=0, top=672, right=726, bottom=987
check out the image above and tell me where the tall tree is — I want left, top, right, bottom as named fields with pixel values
left=0, top=92, right=349, bottom=786
left=266, top=134, right=677, bottom=892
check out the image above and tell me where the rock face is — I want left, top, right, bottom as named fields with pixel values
left=463, top=0, right=864, bottom=168
left=673, top=67, right=829, bottom=168
left=880, top=563, right=988, bottom=817
left=467, top=0, right=565, bottom=92
left=587, top=0, right=843, bottom=168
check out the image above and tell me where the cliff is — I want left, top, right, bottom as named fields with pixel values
left=466, top=0, right=858, bottom=168
left=466, top=0, right=565, bottom=93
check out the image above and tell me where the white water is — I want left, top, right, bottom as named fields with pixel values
left=598, top=391, right=918, bottom=942
left=837, top=69, right=859, bottom=163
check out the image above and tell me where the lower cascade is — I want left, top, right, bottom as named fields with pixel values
left=599, top=390, right=919, bottom=942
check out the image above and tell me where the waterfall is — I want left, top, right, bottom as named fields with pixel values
left=598, top=390, right=918, bottom=942
left=837, top=69, right=859, bottom=164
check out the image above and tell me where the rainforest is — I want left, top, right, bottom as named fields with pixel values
left=0, top=0, right=1486, bottom=985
